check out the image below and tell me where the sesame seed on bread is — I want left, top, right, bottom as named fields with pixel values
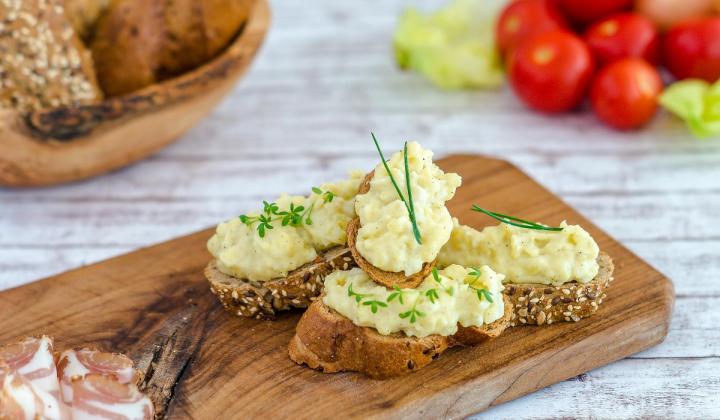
left=205, top=247, right=355, bottom=320
left=288, top=295, right=512, bottom=379
left=503, top=252, right=614, bottom=326
left=0, top=0, right=102, bottom=112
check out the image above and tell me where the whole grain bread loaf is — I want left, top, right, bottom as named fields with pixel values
left=504, top=252, right=614, bottom=326
left=0, top=0, right=102, bottom=112
left=90, top=0, right=252, bottom=96
left=205, top=247, right=355, bottom=320
left=63, top=0, right=111, bottom=40
left=288, top=295, right=513, bottom=379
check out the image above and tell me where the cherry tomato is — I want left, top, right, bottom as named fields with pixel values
left=584, top=13, right=660, bottom=66
left=509, top=30, right=595, bottom=113
left=496, top=0, right=567, bottom=55
left=590, top=59, right=663, bottom=130
left=558, top=0, right=632, bottom=25
left=663, top=18, right=720, bottom=82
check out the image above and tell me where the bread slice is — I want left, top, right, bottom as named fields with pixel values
left=504, top=252, right=614, bottom=326
left=205, top=247, right=354, bottom=320
left=0, top=0, right=102, bottom=112
left=288, top=295, right=513, bottom=379
left=346, top=172, right=435, bottom=289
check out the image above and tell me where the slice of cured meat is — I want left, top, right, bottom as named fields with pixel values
left=0, top=336, right=59, bottom=395
left=0, top=361, right=64, bottom=420
left=57, top=349, right=137, bottom=404
left=70, top=374, right=153, bottom=420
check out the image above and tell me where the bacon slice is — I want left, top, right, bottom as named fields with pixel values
left=70, top=374, right=153, bottom=420
left=57, top=349, right=138, bottom=404
left=0, top=336, right=59, bottom=395
left=0, top=361, right=65, bottom=420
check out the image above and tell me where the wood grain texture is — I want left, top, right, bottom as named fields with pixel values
left=0, top=155, right=674, bottom=418
left=0, top=0, right=269, bottom=187
left=1, top=0, right=718, bottom=417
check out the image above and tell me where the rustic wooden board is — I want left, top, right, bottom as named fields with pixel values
left=0, top=155, right=674, bottom=419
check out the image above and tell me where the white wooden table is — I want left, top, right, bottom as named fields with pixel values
left=2, top=0, right=719, bottom=417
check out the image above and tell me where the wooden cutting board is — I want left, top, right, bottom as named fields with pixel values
left=0, top=155, right=674, bottom=419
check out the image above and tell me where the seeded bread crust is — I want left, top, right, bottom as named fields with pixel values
left=0, top=0, right=102, bottom=112
left=504, top=252, right=614, bottom=326
left=205, top=247, right=355, bottom=320
left=346, top=171, right=435, bottom=289
left=90, top=0, right=252, bottom=96
left=288, top=295, right=513, bottom=379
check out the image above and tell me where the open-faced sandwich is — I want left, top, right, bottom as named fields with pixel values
left=438, top=208, right=614, bottom=326
left=202, top=134, right=615, bottom=379
left=205, top=172, right=364, bottom=319
left=288, top=138, right=513, bottom=378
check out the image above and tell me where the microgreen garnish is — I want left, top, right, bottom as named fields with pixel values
left=371, top=133, right=422, bottom=245
left=431, top=267, right=455, bottom=296
left=432, top=267, right=442, bottom=284
left=239, top=186, right=336, bottom=237
left=347, top=283, right=368, bottom=303
left=348, top=284, right=388, bottom=313
left=425, top=288, right=440, bottom=304
left=468, top=267, right=494, bottom=303
left=312, top=186, right=335, bottom=203
left=387, top=285, right=406, bottom=304
left=363, top=300, right=388, bottom=314
left=256, top=214, right=274, bottom=237
left=399, top=297, right=425, bottom=324
left=471, top=205, right=563, bottom=231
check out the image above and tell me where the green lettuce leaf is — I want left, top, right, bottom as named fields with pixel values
left=393, top=0, right=508, bottom=90
left=659, top=79, right=720, bottom=139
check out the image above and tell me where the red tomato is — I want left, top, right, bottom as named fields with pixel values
left=496, top=0, right=567, bottom=55
left=663, top=18, right=720, bottom=82
left=590, top=59, right=663, bottom=130
left=509, top=31, right=595, bottom=113
left=584, top=13, right=660, bottom=66
left=558, top=0, right=632, bottom=25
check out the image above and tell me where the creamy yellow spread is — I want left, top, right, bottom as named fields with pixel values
left=207, top=172, right=363, bottom=282
left=323, top=265, right=505, bottom=337
left=438, top=219, right=600, bottom=286
left=354, top=142, right=462, bottom=276
left=302, top=171, right=365, bottom=251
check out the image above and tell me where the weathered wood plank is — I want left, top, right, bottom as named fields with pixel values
left=0, top=0, right=716, bottom=416
left=4, top=191, right=718, bottom=242
left=474, top=357, right=720, bottom=419
left=0, top=156, right=675, bottom=418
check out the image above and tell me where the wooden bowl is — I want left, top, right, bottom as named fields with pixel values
left=0, top=0, right=270, bottom=187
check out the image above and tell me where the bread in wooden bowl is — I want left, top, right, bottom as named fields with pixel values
left=0, top=0, right=270, bottom=187
left=0, top=0, right=103, bottom=113
left=90, top=0, right=253, bottom=96
left=64, top=0, right=111, bottom=41
left=289, top=294, right=512, bottom=379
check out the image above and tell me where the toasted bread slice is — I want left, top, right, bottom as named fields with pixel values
left=288, top=295, right=513, bottom=379
left=504, top=252, right=614, bottom=326
left=346, top=218, right=435, bottom=289
left=205, top=247, right=354, bottom=320
left=346, top=172, right=435, bottom=289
